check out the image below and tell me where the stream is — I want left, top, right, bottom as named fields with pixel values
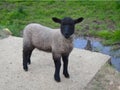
left=73, top=36, right=120, bottom=71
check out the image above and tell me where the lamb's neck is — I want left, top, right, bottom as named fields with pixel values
left=62, top=34, right=74, bottom=43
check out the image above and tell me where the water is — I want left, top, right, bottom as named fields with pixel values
left=73, top=37, right=120, bottom=71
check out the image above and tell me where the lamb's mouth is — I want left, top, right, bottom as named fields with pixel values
left=65, top=35, right=70, bottom=39
left=64, top=35, right=74, bottom=39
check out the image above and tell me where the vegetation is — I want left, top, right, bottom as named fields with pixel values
left=0, top=1, right=120, bottom=44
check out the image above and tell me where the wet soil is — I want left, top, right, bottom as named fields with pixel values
left=73, top=36, right=120, bottom=90
left=85, top=63, right=120, bottom=90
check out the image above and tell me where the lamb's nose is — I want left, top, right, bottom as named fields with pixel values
left=65, top=33, right=69, bottom=36
left=64, top=33, right=69, bottom=38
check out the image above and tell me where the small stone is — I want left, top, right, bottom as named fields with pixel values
left=10, top=62, right=12, bottom=64
left=3, top=28, right=12, bottom=35
left=109, top=81, right=113, bottom=85
left=118, top=86, right=120, bottom=90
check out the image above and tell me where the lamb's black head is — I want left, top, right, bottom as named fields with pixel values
left=52, top=17, right=84, bottom=39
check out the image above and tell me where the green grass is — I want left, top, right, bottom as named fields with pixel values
left=95, top=30, right=120, bottom=45
left=0, top=1, right=120, bottom=44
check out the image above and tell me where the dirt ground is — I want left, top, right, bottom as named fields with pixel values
left=85, top=62, right=120, bottom=90
left=0, top=36, right=111, bottom=90
left=0, top=35, right=118, bottom=90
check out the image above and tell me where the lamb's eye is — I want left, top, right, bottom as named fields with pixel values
left=62, top=24, right=68, bottom=27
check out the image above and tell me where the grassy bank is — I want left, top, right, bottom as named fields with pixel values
left=0, top=1, right=120, bottom=44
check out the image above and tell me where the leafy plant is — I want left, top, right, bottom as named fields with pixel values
left=0, top=1, right=119, bottom=44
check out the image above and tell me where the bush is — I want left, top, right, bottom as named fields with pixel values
left=97, top=30, right=112, bottom=39
left=112, top=30, right=120, bottom=42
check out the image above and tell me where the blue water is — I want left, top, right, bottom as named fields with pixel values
left=73, top=37, right=120, bottom=71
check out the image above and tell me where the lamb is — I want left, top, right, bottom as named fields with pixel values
left=23, top=17, right=84, bottom=82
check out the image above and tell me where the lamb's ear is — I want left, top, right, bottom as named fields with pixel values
left=74, top=17, right=84, bottom=24
left=52, top=17, right=61, bottom=24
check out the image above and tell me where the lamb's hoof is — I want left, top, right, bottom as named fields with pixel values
left=54, top=75, right=61, bottom=82
left=28, top=60, right=31, bottom=65
left=28, top=62, right=31, bottom=65
left=63, top=73, right=70, bottom=78
left=23, top=66, right=28, bottom=71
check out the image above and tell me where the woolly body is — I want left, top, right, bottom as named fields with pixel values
left=23, top=23, right=73, bottom=58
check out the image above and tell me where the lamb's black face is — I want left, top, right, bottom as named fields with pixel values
left=60, top=18, right=75, bottom=38
left=52, top=17, right=84, bottom=39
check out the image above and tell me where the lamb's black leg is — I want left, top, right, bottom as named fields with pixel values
left=53, top=54, right=61, bottom=82
left=62, top=55, right=70, bottom=78
left=53, top=59, right=61, bottom=82
left=23, top=47, right=29, bottom=71
left=27, top=48, right=34, bottom=64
